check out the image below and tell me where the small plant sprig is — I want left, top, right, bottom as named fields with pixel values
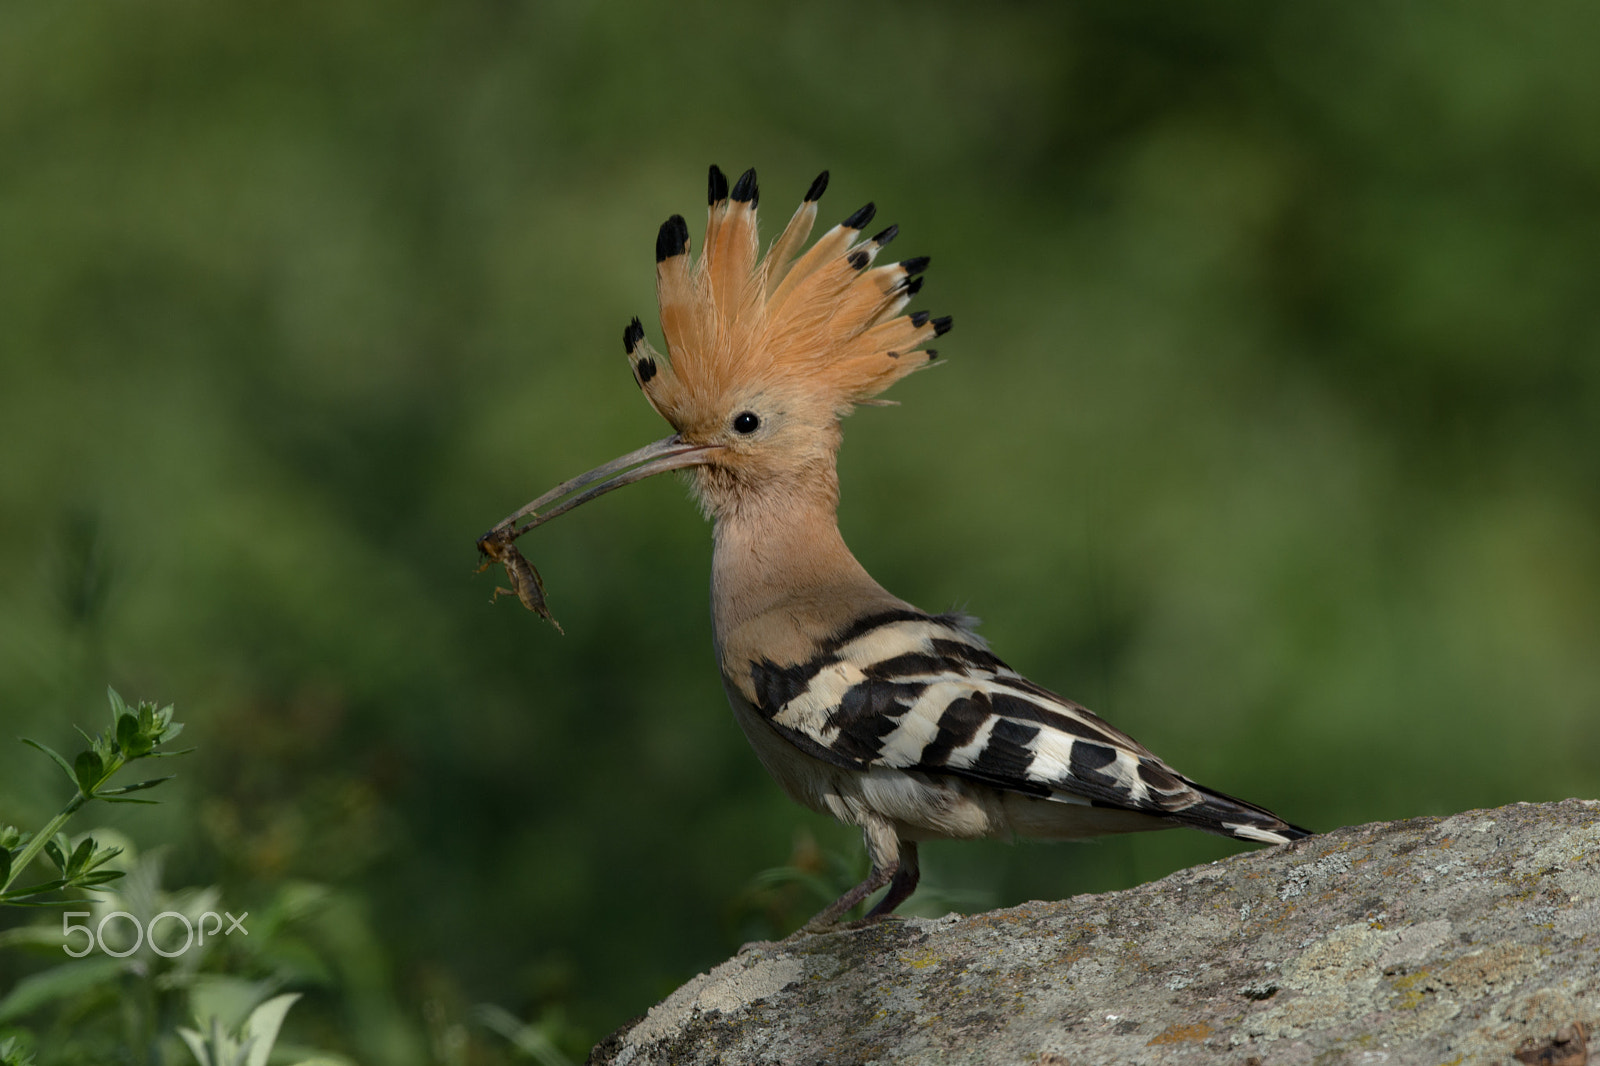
left=0, top=1036, right=37, bottom=1066
left=0, top=688, right=189, bottom=906
left=177, top=993, right=337, bottom=1066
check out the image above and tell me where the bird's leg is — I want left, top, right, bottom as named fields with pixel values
left=862, top=840, right=919, bottom=920
left=800, top=862, right=896, bottom=934
left=800, top=820, right=907, bottom=934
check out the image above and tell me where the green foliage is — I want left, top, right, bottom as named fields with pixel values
left=0, top=1036, right=37, bottom=1066
left=2, top=690, right=186, bottom=908
left=0, top=836, right=360, bottom=1064
left=475, top=1005, right=576, bottom=1066
left=0, top=698, right=359, bottom=1064
left=176, top=993, right=341, bottom=1066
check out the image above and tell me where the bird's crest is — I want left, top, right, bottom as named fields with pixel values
left=623, top=166, right=950, bottom=431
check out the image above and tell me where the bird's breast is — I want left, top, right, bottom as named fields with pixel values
left=718, top=671, right=838, bottom=814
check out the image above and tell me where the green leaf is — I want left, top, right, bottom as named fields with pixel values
left=66, top=837, right=94, bottom=877
left=21, top=739, right=77, bottom=788
left=75, top=869, right=125, bottom=887
left=1, top=878, right=68, bottom=901
left=115, top=713, right=140, bottom=753
left=241, top=993, right=301, bottom=1066
left=43, top=839, right=65, bottom=872
left=98, top=776, right=173, bottom=796
left=83, top=844, right=122, bottom=871
left=176, top=1026, right=213, bottom=1066
left=106, top=686, right=129, bottom=722
left=2, top=892, right=81, bottom=908
left=101, top=796, right=161, bottom=805
left=0, top=1035, right=39, bottom=1066
left=73, top=751, right=103, bottom=795
left=0, top=849, right=9, bottom=886
left=476, top=1003, right=575, bottom=1066
left=0, top=957, right=126, bottom=1023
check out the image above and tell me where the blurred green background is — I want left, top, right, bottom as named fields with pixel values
left=3, top=1, right=1598, bottom=1060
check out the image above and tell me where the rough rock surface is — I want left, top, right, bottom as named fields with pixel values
left=590, top=800, right=1599, bottom=1065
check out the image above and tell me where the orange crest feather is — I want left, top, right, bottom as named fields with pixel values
left=622, top=167, right=949, bottom=430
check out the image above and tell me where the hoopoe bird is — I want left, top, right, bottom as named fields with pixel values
left=482, top=165, right=1310, bottom=931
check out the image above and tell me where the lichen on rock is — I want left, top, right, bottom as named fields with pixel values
left=589, top=800, right=1600, bottom=1066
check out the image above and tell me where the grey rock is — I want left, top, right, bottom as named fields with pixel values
left=589, top=800, right=1599, bottom=1066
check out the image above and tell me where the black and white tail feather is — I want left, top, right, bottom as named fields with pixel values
left=740, top=607, right=1310, bottom=847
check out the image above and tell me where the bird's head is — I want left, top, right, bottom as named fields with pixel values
left=495, top=166, right=949, bottom=534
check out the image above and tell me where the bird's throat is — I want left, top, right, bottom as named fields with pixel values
left=709, top=494, right=908, bottom=668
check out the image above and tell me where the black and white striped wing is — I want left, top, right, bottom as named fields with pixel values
left=743, top=609, right=1308, bottom=844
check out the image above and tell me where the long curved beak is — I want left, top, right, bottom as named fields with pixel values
left=481, top=434, right=721, bottom=542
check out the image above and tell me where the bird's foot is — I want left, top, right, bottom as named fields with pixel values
left=839, top=912, right=900, bottom=932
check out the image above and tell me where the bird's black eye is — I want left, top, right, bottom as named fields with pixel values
left=732, top=411, right=760, bottom=434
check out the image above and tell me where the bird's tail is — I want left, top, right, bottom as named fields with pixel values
left=1166, top=779, right=1312, bottom=844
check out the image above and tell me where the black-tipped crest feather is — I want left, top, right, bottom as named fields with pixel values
left=655, top=215, right=689, bottom=262
left=842, top=202, right=876, bottom=230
